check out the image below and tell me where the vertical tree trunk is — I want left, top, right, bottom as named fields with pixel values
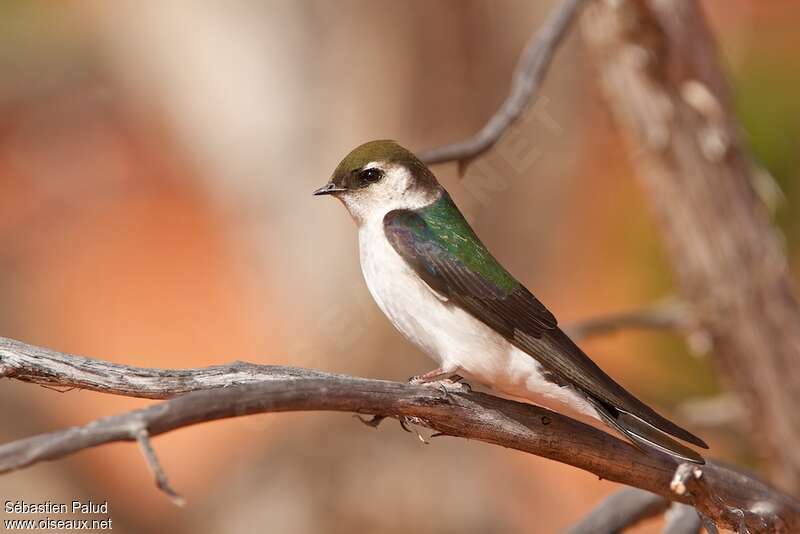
left=582, top=0, right=800, bottom=495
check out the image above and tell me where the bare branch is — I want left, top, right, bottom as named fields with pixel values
left=417, top=0, right=588, bottom=166
left=0, top=337, right=798, bottom=531
left=133, top=426, right=185, bottom=506
left=568, top=488, right=702, bottom=533
left=670, top=463, right=785, bottom=533
left=566, top=487, right=669, bottom=533
left=0, top=336, right=317, bottom=399
left=677, top=394, right=746, bottom=430
left=663, top=503, right=702, bottom=534
left=565, top=299, right=692, bottom=340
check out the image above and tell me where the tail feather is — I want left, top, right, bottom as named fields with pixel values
left=544, top=329, right=709, bottom=450
left=590, top=400, right=706, bottom=464
left=622, top=400, right=709, bottom=450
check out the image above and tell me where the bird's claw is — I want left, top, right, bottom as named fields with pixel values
left=398, top=416, right=429, bottom=444
left=451, top=376, right=472, bottom=393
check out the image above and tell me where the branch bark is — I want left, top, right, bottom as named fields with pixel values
left=581, top=0, right=800, bottom=495
left=0, top=336, right=311, bottom=399
left=0, top=336, right=798, bottom=532
left=417, top=0, right=588, bottom=166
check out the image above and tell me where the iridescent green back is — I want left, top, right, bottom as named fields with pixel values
left=416, top=193, right=519, bottom=294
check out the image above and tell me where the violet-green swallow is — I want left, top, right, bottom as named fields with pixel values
left=314, top=140, right=708, bottom=463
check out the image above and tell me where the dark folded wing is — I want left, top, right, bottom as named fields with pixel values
left=383, top=209, right=556, bottom=338
left=383, top=209, right=708, bottom=450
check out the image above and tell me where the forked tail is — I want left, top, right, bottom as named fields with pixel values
left=590, top=399, right=706, bottom=464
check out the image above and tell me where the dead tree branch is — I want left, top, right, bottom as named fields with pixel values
left=417, top=0, right=588, bottom=166
left=581, top=0, right=800, bottom=495
left=566, top=487, right=669, bottom=533
left=0, top=336, right=798, bottom=532
left=134, top=426, right=185, bottom=507
left=663, top=503, right=702, bottom=534
left=565, top=298, right=692, bottom=340
left=0, top=336, right=313, bottom=399
left=568, top=487, right=702, bottom=534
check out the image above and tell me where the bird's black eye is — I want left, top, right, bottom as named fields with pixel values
left=359, top=167, right=384, bottom=185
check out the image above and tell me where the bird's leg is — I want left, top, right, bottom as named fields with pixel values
left=409, top=367, right=471, bottom=394
left=409, top=367, right=452, bottom=383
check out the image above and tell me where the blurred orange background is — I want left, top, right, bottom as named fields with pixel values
left=0, top=1, right=798, bottom=532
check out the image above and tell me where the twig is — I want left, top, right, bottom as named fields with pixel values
left=565, top=299, right=692, bottom=340
left=133, top=425, right=185, bottom=506
left=0, top=337, right=798, bottom=531
left=417, top=0, right=588, bottom=166
left=566, top=487, right=669, bottom=533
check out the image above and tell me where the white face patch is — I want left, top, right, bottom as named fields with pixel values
left=338, top=161, right=438, bottom=225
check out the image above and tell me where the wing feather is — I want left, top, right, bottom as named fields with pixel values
left=383, top=208, right=707, bottom=451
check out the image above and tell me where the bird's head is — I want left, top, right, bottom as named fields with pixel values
left=314, top=140, right=441, bottom=224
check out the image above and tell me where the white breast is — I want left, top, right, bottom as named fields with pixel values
left=358, top=218, right=500, bottom=373
left=357, top=216, right=598, bottom=420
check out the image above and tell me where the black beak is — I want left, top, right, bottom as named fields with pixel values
left=313, top=183, right=347, bottom=196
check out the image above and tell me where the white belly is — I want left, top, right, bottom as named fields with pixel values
left=357, top=220, right=597, bottom=419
